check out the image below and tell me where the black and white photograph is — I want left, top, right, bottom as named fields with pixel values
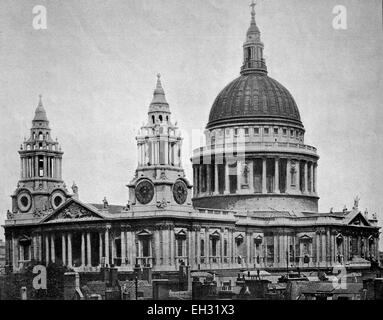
left=0, top=0, right=382, bottom=310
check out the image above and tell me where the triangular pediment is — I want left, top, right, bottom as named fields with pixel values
left=299, top=234, right=313, bottom=241
left=348, top=211, right=371, bottom=227
left=175, top=228, right=187, bottom=237
left=41, top=198, right=105, bottom=223
left=136, top=229, right=152, bottom=236
left=209, top=230, right=221, bottom=239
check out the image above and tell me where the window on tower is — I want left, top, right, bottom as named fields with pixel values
left=159, top=115, right=163, bottom=122
left=38, top=156, right=44, bottom=177
left=152, top=115, right=155, bottom=124
left=39, top=132, right=43, bottom=140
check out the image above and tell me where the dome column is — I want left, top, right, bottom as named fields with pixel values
left=286, top=159, right=292, bottom=193
left=249, top=160, right=255, bottom=193
left=303, top=161, right=308, bottom=194
left=274, top=158, right=280, bottom=194
left=214, top=164, right=219, bottom=195
left=262, top=158, right=267, bottom=194
left=207, top=164, right=212, bottom=195
left=295, top=160, right=301, bottom=193
left=224, top=161, right=230, bottom=195
left=310, top=162, right=314, bottom=195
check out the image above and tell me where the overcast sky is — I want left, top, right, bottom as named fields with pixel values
left=0, top=0, right=382, bottom=242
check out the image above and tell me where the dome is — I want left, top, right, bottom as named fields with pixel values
left=207, top=73, right=302, bottom=129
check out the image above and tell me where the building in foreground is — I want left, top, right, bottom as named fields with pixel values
left=2, top=4, right=380, bottom=277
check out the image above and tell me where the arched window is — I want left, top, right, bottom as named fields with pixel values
left=247, top=47, right=251, bottom=61
left=159, top=115, right=163, bottom=122
left=39, top=132, right=43, bottom=140
left=152, top=115, right=155, bottom=124
left=166, top=116, right=169, bottom=122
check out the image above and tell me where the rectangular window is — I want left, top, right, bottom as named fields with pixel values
left=212, top=239, right=217, bottom=256
left=234, top=128, right=238, bottom=137
left=290, top=129, right=294, bottom=137
left=142, top=239, right=150, bottom=257
left=274, top=128, right=279, bottom=135
left=177, top=239, right=183, bottom=257
left=38, top=155, right=44, bottom=177
left=200, top=239, right=205, bottom=257
left=224, top=240, right=228, bottom=256
left=244, top=128, right=249, bottom=136
left=254, top=127, right=260, bottom=135
left=283, top=128, right=287, bottom=136
left=264, top=127, right=269, bottom=135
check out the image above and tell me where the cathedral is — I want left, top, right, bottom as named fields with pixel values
left=3, top=4, right=380, bottom=276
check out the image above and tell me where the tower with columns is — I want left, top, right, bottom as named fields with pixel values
left=11, top=95, right=71, bottom=218
left=128, top=74, right=193, bottom=212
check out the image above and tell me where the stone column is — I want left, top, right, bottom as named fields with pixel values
left=81, top=233, right=85, bottom=267
left=286, top=159, right=291, bottom=193
left=274, top=158, right=280, bottom=194
left=154, top=230, right=160, bottom=267
left=199, top=165, right=203, bottom=195
left=121, top=230, right=126, bottom=266
left=310, top=162, right=314, bottom=194
left=87, top=232, right=91, bottom=267
left=205, top=230, right=210, bottom=265
left=206, top=164, right=212, bottom=195
left=105, top=228, right=110, bottom=266
left=67, top=233, right=72, bottom=267
left=196, top=230, right=201, bottom=266
left=249, top=161, right=255, bottom=193
left=303, top=162, right=308, bottom=194
left=262, top=158, right=267, bottom=193
left=169, top=229, right=175, bottom=266
left=246, top=233, right=251, bottom=266
left=34, top=156, right=38, bottom=177
left=296, top=160, right=300, bottom=193
left=224, top=161, right=230, bottom=194
left=214, top=164, right=219, bottom=195
left=273, top=235, right=278, bottom=266
left=62, top=234, right=66, bottom=266
left=45, top=235, right=49, bottom=265
left=50, top=234, right=55, bottom=263
left=131, top=231, right=137, bottom=266
left=321, top=233, right=326, bottom=265
left=162, top=229, right=168, bottom=265
left=99, top=233, right=103, bottom=266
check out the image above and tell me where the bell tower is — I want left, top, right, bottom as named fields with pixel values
left=128, top=75, right=192, bottom=211
left=10, top=96, right=71, bottom=218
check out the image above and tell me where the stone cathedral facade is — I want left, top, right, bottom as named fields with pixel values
left=3, top=6, right=380, bottom=276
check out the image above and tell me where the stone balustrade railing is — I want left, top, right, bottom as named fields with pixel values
left=192, top=141, right=318, bottom=159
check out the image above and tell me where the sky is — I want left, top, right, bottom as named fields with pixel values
left=0, top=0, right=382, bottom=242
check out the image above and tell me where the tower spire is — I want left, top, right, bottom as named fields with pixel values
left=240, top=0, right=267, bottom=75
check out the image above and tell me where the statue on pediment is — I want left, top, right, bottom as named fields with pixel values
left=59, top=204, right=92, bottom=219
left=353, top=196, right=360, bottom=210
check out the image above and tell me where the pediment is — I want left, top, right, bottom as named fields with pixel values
left=136, top=229, right=152, bottom=237
left=299, top=234, right=313, bottom=242
left=174, top=228, right=187, bottom=237
left=41, top=199, right=104, bottom=223
left=209, top=230, right=221, bottom=239
left=348, top=212, right=371, bottom=227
